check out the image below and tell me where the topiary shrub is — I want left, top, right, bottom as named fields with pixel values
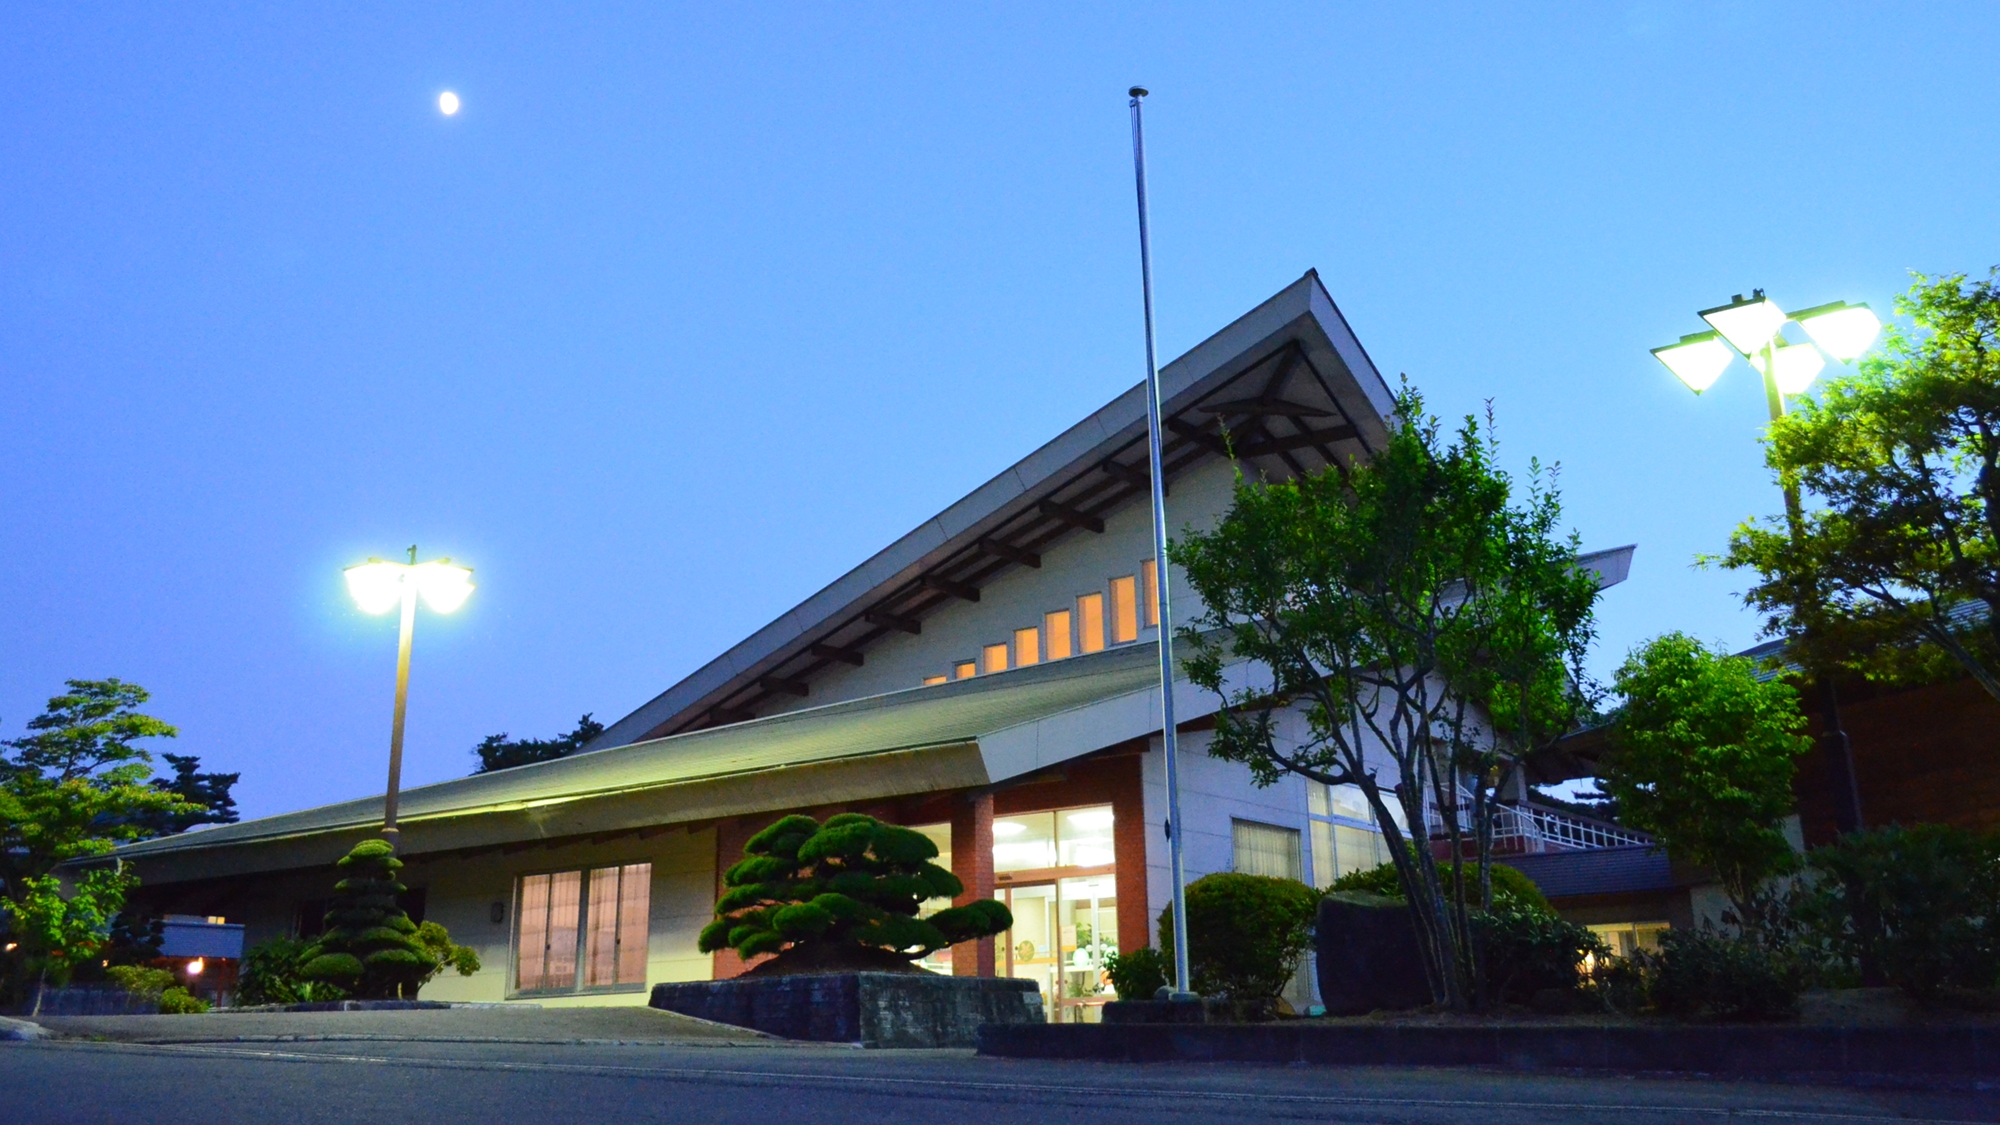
left=105, top=964, right=175, bottom=1002
left=1103, top=946, right=1169, bottom=1000
left=1328, top=855, right=1551, bottom=913
left=1796, top=823, right=2000, bottom=999
left=1641, top=928, right=1802, bottom=1021
left=698, top=813, right=1013, bottom=974
left=299, top=839, right=439, bottom=999
left=1158, top=872, right=1318, bottom=1008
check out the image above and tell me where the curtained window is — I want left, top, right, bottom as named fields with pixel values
left=515, top=863, right=650, bottom=993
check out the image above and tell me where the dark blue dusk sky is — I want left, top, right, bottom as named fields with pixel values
left=4, top=4, right=1995, bottom=819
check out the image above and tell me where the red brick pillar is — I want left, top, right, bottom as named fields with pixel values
left=950, top=792, right=996, bottom=977
left=1110, top=754, right=1152, bottom=954
left=710, top=816, right=767, bottom=980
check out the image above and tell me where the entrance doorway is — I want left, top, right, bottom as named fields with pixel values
left=992, top=805, right=1119, bottom=1022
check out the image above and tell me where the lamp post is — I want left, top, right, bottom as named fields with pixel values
left=345, top=547, right=475, bottom=846
left=1651, top=291, right=1881, bottom=834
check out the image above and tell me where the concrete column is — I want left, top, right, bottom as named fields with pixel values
left=950, top=791, right=996, bottom=977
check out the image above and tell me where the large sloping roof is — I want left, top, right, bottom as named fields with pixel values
left=111, top=641, right=1168, bottom=882
left=593, top=271, right=1396, bottom=743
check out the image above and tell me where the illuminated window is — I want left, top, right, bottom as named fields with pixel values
left=1044, top=610, right=1073, bottom=660
left=1077, top=594, right=1105, bottom=653
left=1307, top=782, right=1397, bottom=885
left=516, top=863, right=650, bottom=994
left=1014, top=626, right=1040, bottom=667
left=1232, top=820, right=1302, bottom=881
left=955, top=661, right=976, bottom=680
left=922, top=675, right=947, bottom=686
left=1140, top=559, right=1160, bottom=628
left=982, top=643, right=1009, bottom=674
left=1110, top=576, right=1139, bottom=644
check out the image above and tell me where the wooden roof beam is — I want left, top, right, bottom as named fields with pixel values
left=921, top=574, right=981, bottom=602
left=810, top=642, right=865, bottom=667
left=865, top=610, right=921, bottom=635
left=1038, top=499, right=1105, bottom=534
left=758, top=676, right=809, bottom=698
left=977, top=538, right=1041, bottom=569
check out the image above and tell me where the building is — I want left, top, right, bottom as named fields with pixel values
left=110, top=272, right=1635, bottom=1017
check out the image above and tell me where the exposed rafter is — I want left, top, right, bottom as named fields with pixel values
left=810, top=642, right=866, bottom=667
left=758, top=676, right=810, bottom=698
left=977, top=539, right=1041, bottom=569
left=865, top=610, right=922, bottom=635
left=1038, top=499, right=1105, bottom=534
left=1200, top=397, right=1332, bottom=417
left=921, top=575, right=981, bottom=602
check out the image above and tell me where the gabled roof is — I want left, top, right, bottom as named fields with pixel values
left=595, top=271, right=1396, bottom=745
left=110, top=641, right=1176, bottom=883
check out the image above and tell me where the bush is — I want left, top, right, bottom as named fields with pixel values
left=105, top=964, right=175, bottom=1000
left=1328, top=855, right=1551, bottom=914
left=1476, top=902, right=1607, bottom=1005
left=157, top=986, right=209, bottom=1014
left=1797, top=824, right=2000, bottom=999
left=1103, top=946, right=1168, bottom=1000
left=698, top=814, right=1012, bottom=972
left=1642, top=928, right=1801, bottom=1021
left=1157, top=873, right=1318, bottom=1004
left=299, top=840, right=440, bottom=999
left=239, top=936, right=348, bottom=1005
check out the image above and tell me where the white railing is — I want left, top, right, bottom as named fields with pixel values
left=1426, top=790, right=1649, bottom=852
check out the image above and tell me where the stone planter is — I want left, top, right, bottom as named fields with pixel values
left=650, top=972, right=1042, bottom=1047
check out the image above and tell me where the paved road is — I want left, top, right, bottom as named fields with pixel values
left=6, top=1035, right=1998, bottom=1125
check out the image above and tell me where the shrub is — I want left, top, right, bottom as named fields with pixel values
left=157, top=986, right=209, bottom=1014
left=1642, top=928, right=1801, bottom=1021
left=1476, top=902, right=1607, bottom=1005
left=698, top=814, right=1012, bottom=972
left=1157, top=872, right=1318, bottom=1004
left=1328, top=855, right=1551, bottom=914
left=105, top=964, right=175, bottom=1000
left=1797, top=823, right=2000, bottom=998
left=239, top=936, right=348, bottom=1005
left=299, top=840, right=440, bottom=999
left=1103, top=946, right=1168, bottom=1000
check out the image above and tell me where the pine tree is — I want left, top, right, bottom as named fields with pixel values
left=300, top=840, right=438, bottom=999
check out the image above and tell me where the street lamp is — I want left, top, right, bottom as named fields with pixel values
left=1653, top=289, right=1880, bottom=516
left=345, top=547, right=475, bottom=845
left=1650, top=289, right=1882, bottom=834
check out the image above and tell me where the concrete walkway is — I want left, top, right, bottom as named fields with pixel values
left=24, top=1005, right=782, bottom=1045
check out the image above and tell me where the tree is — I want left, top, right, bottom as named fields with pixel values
left=136, top=753, right=240, bottom=835
left=1174, top=388, right=1600, bottom=1010
left=2, top=868, right=137, bottom=1011
left=300, top=839, right=448, bottom=999
left=1, top=680, right=199, bottom=1002
left=471, top=714, right=605, bottom=773
left=1599, top=633, right=1812, bottom=923
left=1723, top=268, right=2000, bottom=702
left=699, top=813, right=1012, bottom=974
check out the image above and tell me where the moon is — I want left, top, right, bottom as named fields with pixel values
left=438, top=91, right=460, bottom=116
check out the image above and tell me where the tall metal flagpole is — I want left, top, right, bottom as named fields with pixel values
left=1129, top=86, right=1194, bottom=1002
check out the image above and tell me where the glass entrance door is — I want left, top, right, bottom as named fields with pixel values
left=994, top=876, right=1119, bottom=1022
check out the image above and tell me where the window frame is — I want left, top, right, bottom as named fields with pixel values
left=508, top=860, right=654, bottom=999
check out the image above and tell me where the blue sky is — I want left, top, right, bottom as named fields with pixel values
left=3, top=4, right=1994, bottom=819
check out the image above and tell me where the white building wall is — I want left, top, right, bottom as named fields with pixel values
left=758, top=456, right=1244, bottom=711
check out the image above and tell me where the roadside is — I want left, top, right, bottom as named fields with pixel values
left=17, top=1005, right=781, bottom=1045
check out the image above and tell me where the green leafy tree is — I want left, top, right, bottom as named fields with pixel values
left=1723, top=268, right=2000, bottom=700
left=1173, top=388, right=1601, bottom=1010
left=1600, top=633, right=1812, bottom=923
left=300, top=840, right=450, bottom=999
left=0, top=680, right=199, bottom=1004
left=699, top=813, right=1012, bottom=973
left=4, top=868, right=137, bottom=1009
left=471, top=714, right=605, bottom=773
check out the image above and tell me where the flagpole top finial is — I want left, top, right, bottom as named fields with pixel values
left=1129, top=86, right=1148, bottom=99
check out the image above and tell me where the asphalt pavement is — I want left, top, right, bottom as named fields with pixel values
left=7, top=1026, right=1999, bottom=1125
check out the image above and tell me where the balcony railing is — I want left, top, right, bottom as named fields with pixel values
left=1426, top=791, right=1648, bottom=853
